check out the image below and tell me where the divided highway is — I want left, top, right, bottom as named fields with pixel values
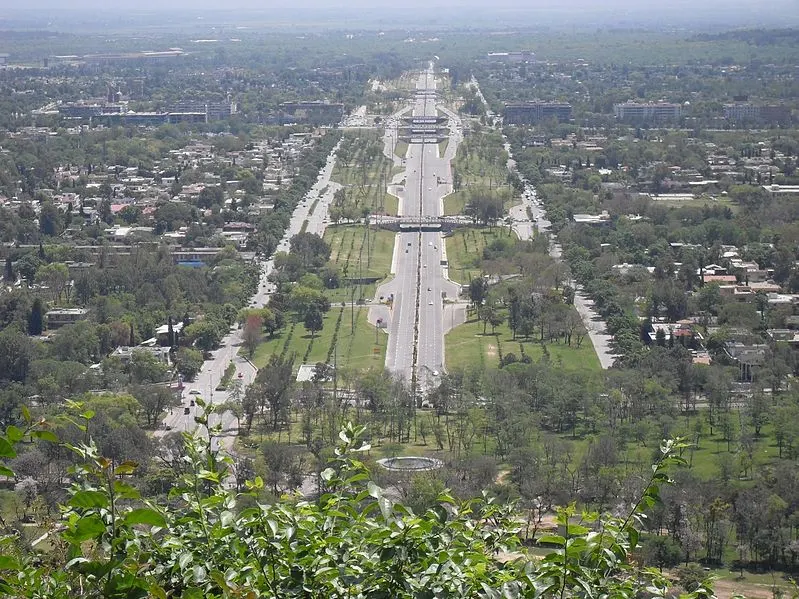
left=377, top=67, right=460, bottom=390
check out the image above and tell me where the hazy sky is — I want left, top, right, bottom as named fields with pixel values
left=0, top=0, right=796, bottom=27
left=0, top=0, right=792, bottom=11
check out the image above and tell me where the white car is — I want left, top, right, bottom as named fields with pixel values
left=188, top=389, right=201, bottom=396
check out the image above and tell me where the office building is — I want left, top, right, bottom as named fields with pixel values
left=613, top=102, right=682, bottom=123
left=503, top=102, right=572, bottom=125
left=724, top=103, right=791, bottom=125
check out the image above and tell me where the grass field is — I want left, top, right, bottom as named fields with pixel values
left=323, top=224, right=396, bottom=303
left=251, top=306, right=385, bottom=371
left=332, top=130, right=397, bottom=216
left=445, top=314, right=601, bottom=372
left=445, top=227, right=516, bottom=284
left=325, top=225, right=395, bottom=280
left=443, top=185, right=516, bottom=216
left=394, top=140, right=409, bottom=159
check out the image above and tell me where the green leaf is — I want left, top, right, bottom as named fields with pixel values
left=148, top=584, right=167, bottom=599
left=31, top=430, right=58, bottom=443
left=178, top=552, right=192, bottom=570
left=80, top=410, right=95, bottom=420
left=114, top=461, right=138, bottom=476
left=5, top=426, right=23, bottom=443
left=21, top=405, right=30, bottom=423
left=0, top=437, right=16, bottom=459
left=0, top=465, right=14, bottom=478
left=537, top=534, right=566, bottom=546
left=0, top=555, right=20, bottom=570
left=123, top=508, right=166, bottom=529
left=626, top=526, right=639, bottom=549
left=69, top=490, right=109, bottom=509
left=567, top=524, right=590, bottom=536
left=113, top=480, right=141, bottom=500
left=68, top=514, right=106, bottom=542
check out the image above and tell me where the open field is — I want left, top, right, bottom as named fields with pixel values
left=445, top=314, right=601, bottom=372
left=445, top=227, right=516, bottom=284
left=251, top=306, right=385, bottom=371
left=332, top=130, right=397, bottom=216
left=394, top=139, right=409, bottom=159
left=325, top=224, right=395, bottom=280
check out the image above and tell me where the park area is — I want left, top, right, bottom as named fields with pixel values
left=445, top=311, right=601, bottom=372
left=323, top=224, right=396, bottom=303
left=445, top=227, right=517, bottom=284
left=443, top=128, right=517, bottom=216
left=251, top=305, right=385, bottom=372
left=331, top=130, right=400, bottom=216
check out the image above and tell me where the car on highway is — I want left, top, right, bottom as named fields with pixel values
left=188, top=389, right=201, bottom=396
left=428, top=300, right=433, bottom=305
left=427, top=287, right=431, bottom=291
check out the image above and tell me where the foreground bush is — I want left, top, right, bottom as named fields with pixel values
left=0, top=411, right=710, bottom=598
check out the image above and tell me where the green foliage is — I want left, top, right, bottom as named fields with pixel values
left=0, top=410, right=708, bottom=598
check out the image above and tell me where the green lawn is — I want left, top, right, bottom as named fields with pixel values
left=445, top=314, right=601, bottom=373
left=394, top=140, right=409, bottom=159
left=445, top=227, right=516, bottom=284
left=250, top=307, right=385, bottom=371
left=325, top=224, right=395, bottom=281
left=443, top=190, right=469, bottom=216
left=443, top=185, right=516, bottom=217
left=331, top=130, right=397, bottom=216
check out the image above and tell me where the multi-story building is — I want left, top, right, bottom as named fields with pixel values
left=46, top=308, right=90, bottom=329
left=613, top=102, right=682, bottom=123
left=503, top=102, right=572, bottom=125
left=167, top=101, right=237, bottom=121
left=278, top=101, right=344, bottom=125
left=724, top=103, right=791, bottom=125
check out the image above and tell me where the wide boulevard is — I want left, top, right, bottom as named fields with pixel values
left=378, top=67, right=460, bottom=390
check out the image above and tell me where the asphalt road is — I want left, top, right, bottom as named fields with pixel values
left=377, top=67, right=460, bottom=389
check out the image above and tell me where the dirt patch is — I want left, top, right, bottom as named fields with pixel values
left=713, top=577, right=788, bottom=599
left=486, top=343, right=497, bottom=358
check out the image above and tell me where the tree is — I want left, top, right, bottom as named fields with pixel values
left=197, top=185, right=224, bottom=209
left=468, top=277, right=488, bottom=308
left=289, top=232, right=331, bottom=269
left=128, top=350, right=169, bottom=385
left=49, top=321, right=99, bottom=365
left=38, top=202, right=63, bottom=236
left=0, top=329, right=33, bottom=382
left=242, top=314, right=263, bottom=357
left=184, top=320, right=223, bottom=353
left=131, top=384, right=176, bottom=428
left=175, top=347, right=203, bottom=381
left=255, top=352, right=296, bottom=429
left=4, top=257, right=13, bottom=282
left=35, top=263, right=70, bottom=304
left=27, top=298, right=44, bottom=336
left=303, top=306, right=324, bottom=339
